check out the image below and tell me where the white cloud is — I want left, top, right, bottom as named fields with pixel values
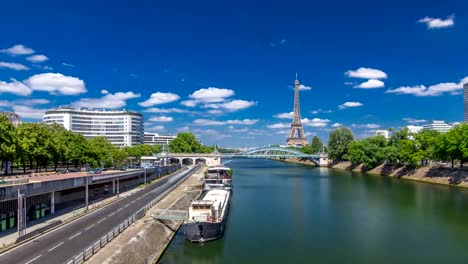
left=0, top=78, right=32, bottom=96
left=15, top=98, right=50, bottom=105
left=205, top=99, right=256, bottom=112
left=143, top=107, right=190, bottom=114
left=101, top=89, right=109, bottom=95
left=26, top=73, right=87, bottom=95
left=298, top=84, right=312, bottom=91
left=139, top=92, right=180, bottom=107
left=267, top=123, right=290, bottom=129
left=355, top=79, right=384, bottom=89
left=274, top=112, right=294, bottom=119
left=302, top=118, right=331, bottom=127
left=178, top=126, right=190, bottom=132
left=352, top=124, right=380, bottom=129
left=339, top=101, right=363, bottom=109
left=332, top=123, right=342, bottom=127
left=0, top=62, right=29, bottom=71
left=402, top=118, right=427, bottom=124
left=418, top=15, right=455, bottom=29
left=311, top=109, right=333, bottom=114
left=148, top=116, right=174, bottom=122
left=0, top=44, right=34, bottom=55
left=146, top=125, right=165, bottom=132
left=193, top=119, right=258, bottom=126
left=180, top=100, right=197, bottom=107
left=62, top=62, right=75, bottom=67
left=72, top=91, right=140, bottom=109
left=0, top=100, right=10, bottom=107
left=386, top=76, right=468, bottom=97
left=12, top=105, right=45, bottom=119
left=26, top=55, right=48, bottom=63
left=189, top=87, right=234, bottom=103
left=346, top=67, right=387, bottom=79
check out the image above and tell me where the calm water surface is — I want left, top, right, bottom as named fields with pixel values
left=159, top=159, right=468, bottom=264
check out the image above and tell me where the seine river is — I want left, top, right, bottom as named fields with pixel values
left=159, top=159, right=468, bottom=264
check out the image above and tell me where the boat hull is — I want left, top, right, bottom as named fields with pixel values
left=184, top=198, right=230, bottom=242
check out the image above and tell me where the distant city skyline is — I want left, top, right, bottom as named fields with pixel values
left=0, top=0, right=467, bottom=147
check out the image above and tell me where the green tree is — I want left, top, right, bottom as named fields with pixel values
left=0, top=116, right=16, bottom=175
left=169, top=133, right=212, bottom=153
left=328, top=127, right=354, bottom=161
left=310, top=136, right=324, bottom=153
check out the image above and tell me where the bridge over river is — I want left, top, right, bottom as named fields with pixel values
left=141, top=146, right=329, bottom=167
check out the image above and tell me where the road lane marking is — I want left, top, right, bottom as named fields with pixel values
left=48, top=242, right=64, bottom=252
left=124, top=204, right=129, bottom=208
left=69, top=232, right=82, bottom=240
left=84, top=224, right=95, bottom=231
left=108, top=212, right=115, bottom=217
left=24, top=255, right=42, bottom=264
left=117, top=208, right=123, bottom=212
left=97, top=218, right=107, bottom=224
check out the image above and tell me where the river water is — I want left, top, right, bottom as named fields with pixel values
left=159, top=159, right=468, bottom=264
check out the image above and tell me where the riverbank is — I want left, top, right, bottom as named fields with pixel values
left=87, top=167, right=204, bottom=264
left=275, top=158, right=468, bottom=188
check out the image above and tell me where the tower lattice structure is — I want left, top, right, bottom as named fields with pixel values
left=286, top=75, right=308, bottom=147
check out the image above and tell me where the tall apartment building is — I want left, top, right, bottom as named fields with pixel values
left=464, top=83, right=468, bottom=123
left=144, top=132, right=176, bottom=145
left=422, top=120, right=452, bottom=133
left=43, top=107, right=144, bottom=146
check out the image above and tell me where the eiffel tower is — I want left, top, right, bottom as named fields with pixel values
left=286, top=74, right=308, bottom=147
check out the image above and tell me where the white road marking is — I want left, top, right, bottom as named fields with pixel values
left=24, top=255, right=42, bottom=264
left=69, top=232, right=82, bottom=240
left=48, top=242, right=64, bottom=252
left=97, top=218, right=107, bottom=224
left=84, top=224, right=95, bottom=231
left=117, top=208, right=123, bottom=212
left=124, top=204, right=129, bottom=208
left=108, top=212, right=115, bottom=217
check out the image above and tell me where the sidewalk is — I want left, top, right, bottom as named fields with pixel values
left=0, top=184, right=144, bottom=249
left=87, top=168, right=204, bottom=264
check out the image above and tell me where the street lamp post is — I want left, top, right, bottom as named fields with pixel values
left=85, top=172, right=89, bottom=211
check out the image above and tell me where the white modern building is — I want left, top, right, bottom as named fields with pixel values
left=422, top=120, right=452, bottom=133
left=406, top=125, right=423, bottom=134
left=43, top=107, right=144, bottom=146
left=144, top=132, right=176, bottom=145
left=375, top=130, right=390, bottom=139
left=464, top=83, right=468, bottom=123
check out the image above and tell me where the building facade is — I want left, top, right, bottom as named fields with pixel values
left=406, top=125, right=423, bottom=134
left=422, top=120, right=452, bottom=133
left=464, top=83, right=468, bottom=123
left=375, top=130, right=390, bottom=139
left=144, top=132, right=176, bottom=145
left=43, top=107, right=144, bottom=146
left=0, top=112, right=21, bottom=127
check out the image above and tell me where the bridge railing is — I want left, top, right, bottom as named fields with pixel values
left=65, top=166, right=200, bottom=264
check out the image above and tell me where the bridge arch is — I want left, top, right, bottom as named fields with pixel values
left=182, top=158, right=194, bottom=166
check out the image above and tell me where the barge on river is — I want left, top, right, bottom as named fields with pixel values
left=203, top=166, right=232, bottom=191
left=184, top=189, right=231, bottom=242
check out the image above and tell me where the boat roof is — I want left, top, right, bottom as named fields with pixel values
left=207, top=166, right=231, bottom=171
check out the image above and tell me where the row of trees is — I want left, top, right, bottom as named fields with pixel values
left=0, top=116, right=162, bottom=175
left=169, top=132, right=214, bottom=153
left=327, top=124, right=468, bottom=169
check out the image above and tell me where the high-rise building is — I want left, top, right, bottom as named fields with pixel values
left=43, top=107, right=144, bottom=146
left=464, top=83, right=468, bottom=123
left=406, top=125, right=423, bottom=134
left=422, top=120, right=452, bottom=133
left=0, top=112, right=21, bottom=127
left=286, top=74, right=308, bottom=147
left=144, top=132, right=176, bottom=145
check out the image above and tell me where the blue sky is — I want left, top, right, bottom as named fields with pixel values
left=0, top=0, right=467, bottom=147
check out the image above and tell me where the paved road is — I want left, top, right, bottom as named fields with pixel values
left=0, top=166, right=198, bottom=264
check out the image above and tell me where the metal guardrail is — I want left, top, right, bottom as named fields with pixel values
left=65, top=166, right=199, bottom=264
